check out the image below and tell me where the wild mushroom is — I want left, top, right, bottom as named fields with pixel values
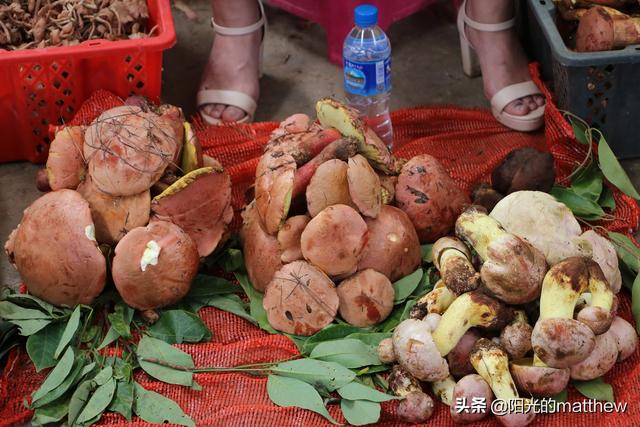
left=305, top=159, right=354, bottom=217
left=270, top=113, right=312, bottom=138
left=388, top=364, right=422, bottom=397
left=472, top=183, right=503, bottom=212
left=262, top=261, right=339, bottom=336
left=396, top=392, right=435, bottom=424
left=9, top=190, right=106, bottom=306
left=300, top=204, right=368, bottom=277
left=379, top=174, right=397, bottom=205
left=392, top=318, right=449, bottom=382
left=470, top=339, right=536, bottom=427
left=431, top=291, right=512, bottom=356
left=447, top=329, right=482, bottom=378
left=112, top=220, right=199, bottom=310
left=509, top=358, right=570, bottom=397
left=455, top=206, right=547, bottom=304
left=432, top=236, right=480, bottom=294
left=499, top=310, right=533, bottom=360
left=608, top=316, right=638, bottom=361
left=152, top=166, right=233, bottom=257
left=347, top=154, right=382, bottom=218
left=357, top=205, right=421, bottom=282
left=180, top=122, right=203, bottom=174
left=431, top=375, right=456, bottom=405
left=574, top=230, right=622, bottom=293
left=46, top=126, right=86, bottom=191
left=277, top=215, right=310, bottom=263
left=336, top=269, right=395, bottom=327
left=570, top=328, right=619, bottom=380
left=491, top=147, right=555, bottom=195
left=410, top=280, right=457, bottom=319
left=377, top=338, right=395, bottom=364
left=532, top=318, right=596, bottom=369
left=254, top=150, right=296, bottom=235
left=450, top=374, right=494, bottom=424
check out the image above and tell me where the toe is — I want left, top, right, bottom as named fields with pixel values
left=533, top=95, right=546, bottom=107
left=221, top=105, right=249, bottom=122
left=503, top=99, right=530, bottom=116
left=525, top=97, right=537, bottom=111
left=212, top=104, right=226, bottom=118
left=201, top=104, right=223, bottom=119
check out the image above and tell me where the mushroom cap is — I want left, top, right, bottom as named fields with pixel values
left=574, top=230, right=622, bottom=293
left=500, top=321, right=533, bottom=360
left=432, top=236, right=480, bottom=294
left=531, top=318, right=596, bottom=368
left=240, top=202, right=283, bottom=292
left=377, top=337, right=395, bottom=364
left=393, top=319, right=450, bottom=382
left=491, top=147, right=555, bottom=195
left=451, top=374, right=493, bottom=424
left=77, top=175, right=150, bottom=245
left=84, top=106, right=179, bottom=196
left=255, top=150, right=296, bottom=234
left=576, top=6, right=615, bottom=52
left=509, top=358, right=570, bottom=396
left=337, top=269, right=395, bottom=327
left=152, top=166, right=232, bottom=257
left=396, top=392, right=435, bottom=424
left=388, top=365, right=422, bottom=397
left=300, top=204, right=368, bottom=277
left=277, top=215, right=310, bottom=263
left=305, top=159, right=353, bottom=217
left=608, top=316, right=638, bottom=362
left=271, top=113, right=312, bottom=138
left=432, top=237, right=471, bottom=270
left=46, top=126, right=86, bottom=191
left=112, top=220, right=199, bottom=310
left=357, top=205, right=421, bottom=282
left=262, top=261, right=339, bottom=336
left=569, top=328, right=618, bottom=380
left=347, top=154, right=382, bottom=218
left=576, top=305, right=615, bottom=335
left=447, top=329, right=482, bottom=378
left=472, top=183, right=504, bottom=212
left=12, top=190, right=106, bottom=306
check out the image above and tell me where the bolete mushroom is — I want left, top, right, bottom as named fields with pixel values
left=46, top=126, right=86, bottom=191
left=451, top=374, right=494, bottom=424
left=112, top=220, right=199, bottom=310
left=410, top=280, right=457, bottom=319
left=472, top=183, right=504, bottom=212
left=455, top=206, right=547, bottom=304
left=388, top=364, right=422, bottom=397
left=277, top=215, right=310, bottom=263
left=447, top=329, right=482, bottom=378
left=608, top=316, right=638, bottom=361
left=300, top=204, right=368, bottom=277
left=432, top=236, right=480, bottom=294
left=491, top=147, right=555, bottom=195
left=574, top=230, right=622, bottom=294
left=254, top=150, right=296, bottom=235
left=377, top=338, right=395, bottom=364
left=392, top=318, right=449, bottom=382
left=336, top=269, right=395, bottom=327
left=509, top=358, right=570, bottom=397
left=499, top=310, right=533, bottom=360
left=431, top=375, right=456, bottom=405
left=180, top=122, right=203, bottom=174
left=569, top=328, right=618, bottom=380
left=305, top=159, right=353, bottom=217
left=347, top=154, right=382, bottom=218
left=396, top=392, right=435, bottom=424
left=262, top=261, right=339, bottom=336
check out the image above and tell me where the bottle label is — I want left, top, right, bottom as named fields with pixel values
left=343, top=57, right=391, bottom=96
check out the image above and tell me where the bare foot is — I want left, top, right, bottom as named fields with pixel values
left=464, top=2, right=545, bottom=116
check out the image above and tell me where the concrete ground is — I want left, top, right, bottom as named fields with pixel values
left=1, top=0, right=639, bottom=287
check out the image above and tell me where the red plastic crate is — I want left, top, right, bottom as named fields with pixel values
left=0, top=0, right=176, bottom=164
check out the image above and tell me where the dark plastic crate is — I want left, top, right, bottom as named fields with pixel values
left=526, top=0, right=640, bottom=159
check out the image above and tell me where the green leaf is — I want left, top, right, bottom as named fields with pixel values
left=76, top=377, right=116, bottom=424
left=0, top=301, right=52, bottom=320
left=149, top=310, right=212, bottom=344
left=337, top=381, right=399, bottom=402
left=568, top=116, right=590, bottom=145
left=30, top=396, right=70, bottom=425
left=236, top=272, right=277, bottom=333
left=54, top=306, right=81, bottom=359
left=68, top=378, right=95, bottom=426
left=632, top=273, right=640, bottom=333
left=571, top=165, right=603, bottom=202
left=108, top=303, right=134, bottom=339
left=393, top=269, right=423, bottom=304
left=204, top=295, right=256, bottom=326
left=133, top=382, right=196, bottom=427
left=272, top=359, right=356, bottom=392
left=551, top=186, right=605, bottom=220
left=108, top=380, right=134, bottom=421
left=221, top=248, right=244, bottom=272
left=608, top=232, right=640, bottom=273
left=26, top=321, right=66, bottom=372
left=302, top=324, right=364, bottom=355
left=187, top=275, right=241, bottom=298
left=598, top=186, right=616, bottom=210
left=310, top=339, right=380, bottom=368
left=344, top=332, right=391, bottom=348
left=267, top=375, right=339, bottom=424
left=410, top=267, right=437, bottom=299
left=7, top=318, right=51, bottom=336
left=97, top=327, right=120, bottom=350
left=5, top=293, right=63, bottom=316
left=421, top=244, right=433, bottom=264
left=340, top=399, right=381, bottom=426
left=93, top=366, right=113, bottom=386
left=572, top=377, right=614, bottom=402
left=136, top=336, right=195, bottom=387
left=31, top=355, right=86, bottom=408
left=32, top=346, right=75, bottom=402
left=598, top=137, right=640, bottom=200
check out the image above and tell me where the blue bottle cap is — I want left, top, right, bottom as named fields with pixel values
left=354, top=4, right=378, bottom=27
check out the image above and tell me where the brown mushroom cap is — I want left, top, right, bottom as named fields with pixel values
left=576, top=305, right=615, bottom=335
left=500, top=321, right=533, bottom=360
left=397, top=392, right=435, bottom=424
left=77, top=176, right=150, bottom=245
left=447, top=329, right=482, bottom=378
left=337, top=269, right=394, bottom=327
left=112, top=220, right=199, bottom=310
left=569, top=328, right=618, bottom=380
left=451, top=374, right=493, bottom=424
left=305, top=159, right=353, bottom=217
left=491, top=147, right=555, bottom=195
left=347, top=154, right=382, bottom=218
left=277, top=215, right=310, bottom=263
left=240, top=202, right=283, bottom=292
left=432, top=236, right=480, bottom=294
left=262, top=261, right=339, bottom=336
left=255, top=150, right=296, bottom=235
left=152, top=166, right=232, bottom=257
left=608, top=316, right=638, bottom=361
left=84, top=106, right=179, bottom=196
left=510, top=358, right=570, bottom=397
left=12, top=190, right=106, bottom=306
left=357, top=205, right=421, bottom=282
left=46, top=126, right=86, bottom=191
left=531, top=318, right=596, bottom=368
left=301, top=204, right=368, bottom=277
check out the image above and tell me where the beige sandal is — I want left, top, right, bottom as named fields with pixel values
left=197, top=0, right=266, bottom=125
left=457, top=0, right=544, bottom=132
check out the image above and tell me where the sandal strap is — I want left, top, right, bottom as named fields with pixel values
left=211, top=0, right=266, bottom=36
left=490, top=81, right=542, bottom=113
left=458, top=0, right=515, bottom=46
left=197, top=89, right=257, bottom=121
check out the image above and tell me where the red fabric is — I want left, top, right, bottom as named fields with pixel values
left=2, top=67, right=639, bottom=426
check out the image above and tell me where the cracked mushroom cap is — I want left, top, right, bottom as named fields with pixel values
left=305, top=159, right=354, bottom=217
left=392, top=318, right=450, bottom=382
left=347, top=154, right=382, bottom=218
left=357, top=205, right=421, bottom=282
left=300, top=204, right=368, bottom=277
left=337, top=269, right=395, bottom=327
left=255, top=150, right=296, bottom=234
left=262, top=261, right=339, bottom=336
left=77, top=175, right=150, bottom=245
left=510, top=358, right=570, bottom=397
left=112, top=220, right=199, bottom=310
left=152, top=166, right=233, bottom=257
left=432, top=236, right=480, bottom=294
left=11, top=190, right=106, bottom=306
left=84, top=106, right=180, bottom=196
left=531, top=318, right=596, bottom=368
left=46, top=126, right=86, bottom=191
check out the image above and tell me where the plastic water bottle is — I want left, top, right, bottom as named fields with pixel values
left=343, top=4, right=393, bottom=149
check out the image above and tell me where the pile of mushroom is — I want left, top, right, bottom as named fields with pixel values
left=376, top=202, right=637, bottom=426
left=243, top=98, right=468, bottom=336
left=5, top=100, right=232, bottom=312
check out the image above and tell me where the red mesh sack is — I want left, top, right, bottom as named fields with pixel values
left=1, top=66, right=639, bottom=426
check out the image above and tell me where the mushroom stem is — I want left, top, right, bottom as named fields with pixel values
left=409, top=280, right=456, bottom=319
left=454, top=207, right=506, bottom=260
left=431, top=375, right=456, bottom=406
left=432, top=237, right=480, bottom=294
left=470, top=339, right=520, bottom=401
